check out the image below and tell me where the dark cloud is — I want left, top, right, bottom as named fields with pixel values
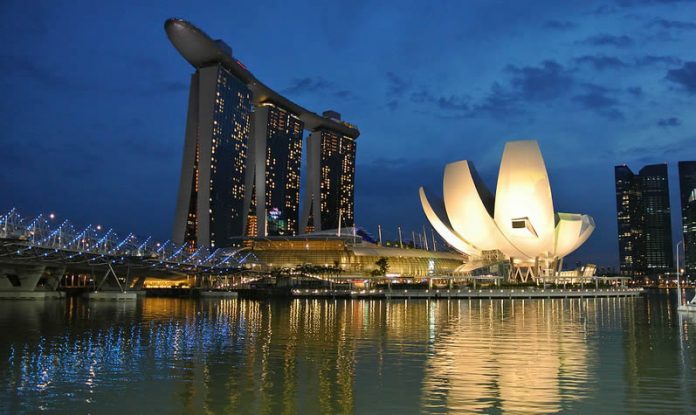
left=666, top=61, right=696, bottom=93
left=409, top=61, right=581, bottom=119
left=504, top=60, right=574, bottom=101
left=386, top=72, right=410, bottom=98
left=635, top=55, right=682, bottom=66
left=467, top=83, right=520, bottom=118
left=626, top=86, right=643, bottom=97
left=573, top=55, right=627, bottom=70
left=587, top=5, right=619, bottom=15
left=657, top=116, right=681, bottom=127
left=437, top=95, right=469, bottom=111
left=622, top=136, right=695, bottom=161
left=648, top=18, right=696, bottom=30
left=579, top=34, right=634, bottom=47
left=573, top=85, right=624, bottom=120
left=281, top=77, right=332, bottom=95
left=410, top=89, right=435, bottom=104
left=334, top=90, right=353, bottom=99
left=544, top=20, right=576, bottom=30
left=617, top=0, right=696, bottom=6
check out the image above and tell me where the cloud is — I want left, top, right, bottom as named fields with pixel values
left=617, top=0, right=696, bottom=6
left=634, top=55, right=682, bottom=66
left=333, top=90, right=353, bottom=99
left=544, top=20, right=576, bottom=30
left=437, top=95, right=469, bottom=111
left=504, top=60, right=574, bottom=102
left=281, top=77, right=332, bottom=95
left=410, top=89, right=435, bottom=104
left=621, top=136, right=696, bottom=161
left=626, top=86, right=643, bottom=97
left=573, top=55, right=627, bottom=70
left=657, top=117, right=681, bottom=127
left=464, top=83, right=521, bottom=118
left=572, top=85, right=624, bottom=120
left=409, top=59, right=631, bottom=121
left=386, top=72, right=410, bottom=97
left=408, top=61, right=576, bottom=119
left=666, top=62, right=696, bottom=94
left=579, top=34, right=634, bottom=47
left=587, top=5, right=619, bottom=15
left=648, top=18, right=696, bottom=30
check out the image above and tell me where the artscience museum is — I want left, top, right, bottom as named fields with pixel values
left=420, top=140, right=595, bottom=282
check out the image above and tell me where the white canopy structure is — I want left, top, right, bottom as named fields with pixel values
left=420, top=140, right=595, bottom=281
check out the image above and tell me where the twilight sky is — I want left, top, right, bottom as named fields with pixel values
left=1, top=0, right=695, bottom=267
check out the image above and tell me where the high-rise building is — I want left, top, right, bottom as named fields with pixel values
left=247, top=103, right=304, bottom=237
left=615, top=165, right=644, bottom=276
left=166, top=19, right=359, bottom=247
left=614, top=163, right=673, bottom=276
left=639, top=164, right=673, bottom=273
left=172, top=63, right=252, bottom=249
left=679, top=161, right=696, bottom=277
left=301, top=111, right=357, bottom=232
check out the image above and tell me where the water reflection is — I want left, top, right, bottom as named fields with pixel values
left=421, top=300, right=591, bottom=413
left=0, top=296, right=694, bottom=414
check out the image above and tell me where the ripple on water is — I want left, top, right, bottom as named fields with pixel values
left=0, top=296, right=694, bottom=414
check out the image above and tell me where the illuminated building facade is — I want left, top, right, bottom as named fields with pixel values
left=615, top=165, right=645, bottom=276
left=172, top=63, right=252, bottom=249
left=614, top=163, right=673, bottom=276
left=679, top=161, right=696, bottom=277
left=420, top=140, right=595, bottom=281
left=166, top=19, right=359, bottom=248
left=247, top=237, right=464, bottom=278
left=301, top=111, right=357, bottom=232
left=246, top=104, right=304, bottom=237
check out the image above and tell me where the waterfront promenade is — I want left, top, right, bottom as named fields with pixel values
left=292, top=287, right=643, bottom=299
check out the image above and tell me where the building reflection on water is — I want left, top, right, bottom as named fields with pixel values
left=0, top=295, right=694, bottom=414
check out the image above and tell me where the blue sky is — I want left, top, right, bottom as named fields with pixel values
left=1, top=0, right=695, bottom=267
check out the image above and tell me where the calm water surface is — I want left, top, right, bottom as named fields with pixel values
left=1, top=294, right=695, bottom=414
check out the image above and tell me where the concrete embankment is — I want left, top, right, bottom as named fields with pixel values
left=292, top=287, right=644, bottom=300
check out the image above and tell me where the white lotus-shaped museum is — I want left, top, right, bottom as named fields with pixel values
left=420, top=140, right=594, bottom=280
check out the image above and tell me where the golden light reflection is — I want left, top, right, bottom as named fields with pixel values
left=3, top=296, right=694, bottom=414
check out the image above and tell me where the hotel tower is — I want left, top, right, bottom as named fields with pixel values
left=166, top=19, right=360, bottom=248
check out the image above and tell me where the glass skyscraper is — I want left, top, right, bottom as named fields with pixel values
left=614, top=163, right=673, bottom=277
left=615, top=165, right=645, bottom=276
left=173, top=64, right=252, bottom=249
left=301, top=111, right=357, bottom=232
left=679, top=161, right=696, bottom=277
left=247, top=103, right=304, bottom=237
left=639, top=164, right=673, bottom=273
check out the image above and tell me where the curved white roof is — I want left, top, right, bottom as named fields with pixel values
left=420, top=140, right=594, bottom=263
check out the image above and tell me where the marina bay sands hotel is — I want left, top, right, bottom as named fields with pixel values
left=166, top=19, right=360, bottom=249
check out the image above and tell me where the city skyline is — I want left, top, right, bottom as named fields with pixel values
left=1, top=2, right=696, bottom=266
